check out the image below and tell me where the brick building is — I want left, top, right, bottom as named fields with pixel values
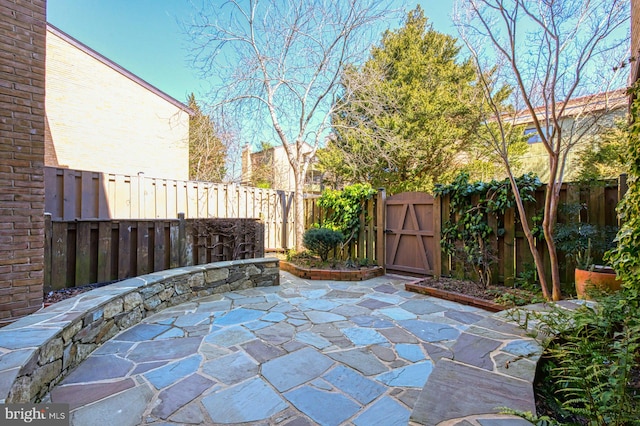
left=241, top=143, right=323, bottom=193
left=45, top=24, right=192, bottom=180
left=0, top=0, right=47, bottom=322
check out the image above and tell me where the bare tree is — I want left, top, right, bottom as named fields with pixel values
left=455, top=0, right=629, bottom=300
left=187, top=0, right=398, bottom=250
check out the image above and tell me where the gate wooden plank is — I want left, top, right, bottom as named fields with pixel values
left=376, top=190, right=386, bottom=269
left=432, top=196, right=441, bottom=278
left=408, top=203, right=431, bottom=271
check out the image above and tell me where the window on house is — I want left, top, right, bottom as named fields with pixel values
left=524, top=126, right=552, bottom=144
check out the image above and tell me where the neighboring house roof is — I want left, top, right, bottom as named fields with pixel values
left=509, top=89, right=627, bottom=126
left=46, top=24, right=194, bottom=115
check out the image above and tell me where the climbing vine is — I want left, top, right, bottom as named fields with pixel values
left=316, top=183, right=376, bottom=254
left=607, top=83, right=640, bottom=295
left=434, top=172, right=541, bottom=287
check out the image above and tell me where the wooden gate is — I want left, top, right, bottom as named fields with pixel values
left=385, top=192, right=441, bottom=276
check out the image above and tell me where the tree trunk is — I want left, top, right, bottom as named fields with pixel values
left=293, top=174, right=305, bottom=252
left=507, top=174, right=552, bottom=301
left=543, top=180, right=563, bottom=301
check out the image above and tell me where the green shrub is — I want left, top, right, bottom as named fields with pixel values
left=302, top=228, right=344, bottom=261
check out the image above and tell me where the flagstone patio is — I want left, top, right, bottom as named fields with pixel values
left=38, top=271, right=547, bottom=425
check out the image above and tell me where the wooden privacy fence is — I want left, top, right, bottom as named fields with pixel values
left=304, top=177, right=626, bottom=286
left=304, top=191, right=384, bottom=265
left=439, top=177, right=626, bottom=286
left=44, top=167, right=295, bottom=251
left=44, top=215, right=264, bottom=291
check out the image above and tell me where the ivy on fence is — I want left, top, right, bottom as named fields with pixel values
left=434, top=172, right=541, bottom=287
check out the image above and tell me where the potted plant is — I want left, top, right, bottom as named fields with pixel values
left=573, top=239, right=621, bottom=299
left=555, top=220, right=620, bottom=299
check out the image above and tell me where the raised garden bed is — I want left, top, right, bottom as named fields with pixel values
left=280, top=260, right=384, bottom=281
left=405, top=279, right=505, bottom=312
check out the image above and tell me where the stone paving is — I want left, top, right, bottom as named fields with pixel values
left=43, top=272, right=538, bottom=425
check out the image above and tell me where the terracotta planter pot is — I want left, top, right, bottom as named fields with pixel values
left=575, top=266, right=622, bottom=299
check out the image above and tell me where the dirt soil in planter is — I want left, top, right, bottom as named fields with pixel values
left=414, top=275, right=543, bottom=306
left=44, top=281, right=118, bottom=305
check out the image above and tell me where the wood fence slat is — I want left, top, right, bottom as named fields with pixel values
left=114, top=175, right=129, bottom=218
left=62, top=169, right=76, bottom=220
left=502, top=207, right=515, bottom=287
left=75, top=222, right=92, bottom=285
left=97, top=221, right=112, bottom=282
left=170, top=221, right=180, bottom=268
left=589, top=186, right=606, bottom=226
left=118, top=222, right=131, bottom=279
left=80, top=171, right=95, bottom=218
left=97, top=173, right=110, bottom=219
left=137, top=223, right=150, bottom=275
left=366, top=195, right=375, bottom=262
left=51, top=221, right=68, bottom=290
left=166, top=180, right=177, bottom=219
left=44, top=168, right=59, bottom=218
left=44, top=214, right=52, bottom=291
left=130, top=174, right=140, bottom=219
left=154, top=221, right=166, bottom=271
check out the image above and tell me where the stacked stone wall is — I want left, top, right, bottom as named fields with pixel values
left=0, top=258, right=279, bottom=403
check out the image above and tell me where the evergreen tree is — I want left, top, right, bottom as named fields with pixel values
left=324, top=6, right=484, bottom=193
left=188, top=93, right=227, bottom=182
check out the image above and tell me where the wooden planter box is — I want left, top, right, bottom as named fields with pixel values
left=280, top=261, right=384, bottom=281
left=405, top=280, right=505, bottom=312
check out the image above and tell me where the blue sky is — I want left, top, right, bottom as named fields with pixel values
left=46, top=0, right=457, bottom=105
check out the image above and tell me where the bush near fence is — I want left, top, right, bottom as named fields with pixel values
left=303, top=190, right=384, bottom=265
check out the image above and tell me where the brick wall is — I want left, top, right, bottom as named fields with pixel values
left=0, top=0, right=47, bottom=322
left=45, top=26, right=190, bottom=180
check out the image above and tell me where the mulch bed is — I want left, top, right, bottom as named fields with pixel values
left=44, top=281, right=119, bottom=305
left=416, top=276, right=498, bottom=301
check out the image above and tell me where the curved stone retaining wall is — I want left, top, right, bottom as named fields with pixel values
left=0, top=258, right=279, bottom=403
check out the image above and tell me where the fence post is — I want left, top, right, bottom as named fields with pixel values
left=280, top=191, right=290, bottom=251
left=256, top=219, right=265, bottom=258
left=376, top=188, right=386, bottom=272
left=178, top=213, right=190, bottom=266
left=44, top=213, right=52, bottom=292
left=433, top=195, right=441, bottom=279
